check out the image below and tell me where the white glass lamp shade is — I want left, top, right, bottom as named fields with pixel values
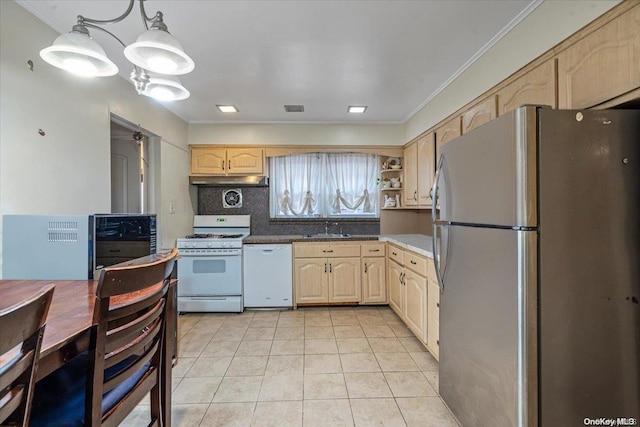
left=141, top=74, right=190, bottom=101
left=40, top=31, right=118, bottom=77
left=124, top=29, right=195, bottom=75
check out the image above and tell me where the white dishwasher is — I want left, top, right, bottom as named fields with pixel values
left=243, top=244, right=293, bottom=308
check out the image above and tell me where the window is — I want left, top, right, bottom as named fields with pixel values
left=270, top=153, right=379, bottom=218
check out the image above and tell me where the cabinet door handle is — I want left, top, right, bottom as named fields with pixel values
left=228, top=160, right=231, bottom=170
left=437, top=339, right=439, bottom=346
left=325, top=262, right=327, bottom=273
left=436, top=302, right=440, bottom=308
left=329, top=263, right=332, bottom=273
left=222, top=159, right=225, bottom=170
left=322, top=250, right=334, bottom=253
left=414, top=190, right=418, bottom=201
left=364, top=263, right=367, bottom=273
left=410, top=260, right=417, bottom=265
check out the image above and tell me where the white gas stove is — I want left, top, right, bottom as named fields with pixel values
left=176, top=215, right=250, bottom=313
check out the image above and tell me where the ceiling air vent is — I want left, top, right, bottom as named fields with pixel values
left=284, top=105, right=304, bottom=113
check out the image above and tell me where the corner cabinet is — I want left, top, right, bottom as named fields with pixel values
left=386, top=242, right=439, bottom=360
left=190, top=146, right=264, bottom=175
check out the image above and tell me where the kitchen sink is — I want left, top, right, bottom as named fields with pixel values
left=303, top=233, right=352, bottom=238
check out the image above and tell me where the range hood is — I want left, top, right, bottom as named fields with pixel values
left=189, top=175, right=269, bottom=186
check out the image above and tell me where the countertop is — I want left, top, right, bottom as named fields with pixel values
left=243, top=233, right=433, bottom=258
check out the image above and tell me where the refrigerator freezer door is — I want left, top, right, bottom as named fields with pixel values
left=439, top=225, right=537, bottom=427
left=538, top=109, right=640, bottom=424
left=435, top=106, right=537, bottom=228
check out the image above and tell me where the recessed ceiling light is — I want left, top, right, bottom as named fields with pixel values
left=217, top=105, right=239, bottom=113
left=348, top=106, right=367, bottom=114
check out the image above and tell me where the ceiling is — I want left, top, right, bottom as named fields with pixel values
left=19, top=0, right=538, bottom=124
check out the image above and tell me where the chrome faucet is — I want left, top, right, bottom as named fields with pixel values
left=325, top=221, right=339, bottom=234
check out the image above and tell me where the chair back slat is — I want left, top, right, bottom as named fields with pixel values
left=0, top=284, right=54, bottom=426
left=104, top=295, right=165, bottom=355
left=103, top=340, right=158, bottom=394
left=104, top=315, right=162, bottom=370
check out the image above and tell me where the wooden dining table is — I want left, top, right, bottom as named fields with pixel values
left=0, top=278, right=177, bottom=427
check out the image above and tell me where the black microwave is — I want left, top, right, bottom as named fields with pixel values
left=91, top=214, right=157, bottom=276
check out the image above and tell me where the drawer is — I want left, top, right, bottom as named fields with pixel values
left=388, top=245, right=403, bottom=264
left=361, top=243, right=385, bottom=257
left=404, top=251, right=428, bottom=276
left=294, top=243, right=360, bottom=258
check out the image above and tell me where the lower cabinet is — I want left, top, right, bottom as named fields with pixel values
left=295, top=257, right=361, bottom=304
left=388, top=259, right=404, bottom=314
left=427, top=279, right=440, bottom=360
left=362, top=256, right=387, bottom=304
left=294, top=259, right=328, bottom=303
left=403, top=269, right=427, bottom=343
left=386, top=244, right=440, bottom=359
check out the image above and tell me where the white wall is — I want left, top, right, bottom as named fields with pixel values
left=189, top=122, right=404, bottom=146
left=403, top=0, right=621, bottom=142
left=0, top=1, right=194, bottom=274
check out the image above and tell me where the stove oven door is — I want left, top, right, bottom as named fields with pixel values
left=177, top=253, right=242, bottom=297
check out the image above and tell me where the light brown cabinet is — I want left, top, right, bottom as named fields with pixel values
left=361, top=243, right=387, bottom=304
left=402, top=133, right=435, bottom=208
left=462, top=95, right=497, bottom=134
left=497, top=59, right=557, bottom=115
left=403, top=268, right=427, bottom=343
left=294, top=243, right=361, bottom=305
left=388, top=258, right=404, bottom=315
left=426, top=259, right=439, bottom=360
left=557, top=4, right=640, bottom=109
left=386, top=244, right=428, bottom=345
left=435, top=116, right=462, bottom=165
left=190, top=146, right=264, bottom=175
left=402, top=142, right=418, bottom=207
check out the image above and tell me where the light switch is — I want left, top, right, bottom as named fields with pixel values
left=169, top=202, right=176, bottom=214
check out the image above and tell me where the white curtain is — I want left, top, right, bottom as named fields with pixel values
left=326, top=153, right=377, bottom=215
left=271, top=154, right=323, bottom=216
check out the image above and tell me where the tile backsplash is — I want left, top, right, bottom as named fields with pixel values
left=198, top=186, right=380, bottom=235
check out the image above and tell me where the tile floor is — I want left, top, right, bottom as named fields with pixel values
left=122, top=306, right=460, bottom=427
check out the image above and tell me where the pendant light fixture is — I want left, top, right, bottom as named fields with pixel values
left=39, top=0, right=194, bottom=102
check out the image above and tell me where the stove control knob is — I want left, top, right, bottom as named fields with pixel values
left=206, top=242, right=214, bottom=248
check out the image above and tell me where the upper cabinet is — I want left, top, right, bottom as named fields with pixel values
left=497, top=59, right=557, bottom=115
left=557, top=4, right=640, bottom=109
left=403, top=132, right=435, bottom=208
left=435, top=116, right=461, bottom=164
left=462, top=95, right=497, bottom=134
left=191, top=146, right=264, bottom=175
left=402, top=142, right=418, bottom=207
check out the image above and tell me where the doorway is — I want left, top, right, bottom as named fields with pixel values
left=109, top=117, right=156, bottom=214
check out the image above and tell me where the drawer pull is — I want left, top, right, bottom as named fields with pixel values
left=392, top=252, right=397, bottom=256
left=322, top=250, right=334, bottom=253
left=109, top=249, right=121, bottom=253
left=410, top=260, right=417, bottom=265
left=370, top=249, right=380, bottom=252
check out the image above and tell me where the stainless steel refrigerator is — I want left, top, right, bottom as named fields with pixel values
left=432, top=106, right=639, bottom=427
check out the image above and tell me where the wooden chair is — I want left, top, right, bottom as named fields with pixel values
left=30, top=249, right=177, bottom=427
left=0, top=284, right=55, bottom=426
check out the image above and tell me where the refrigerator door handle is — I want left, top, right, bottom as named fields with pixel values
left=433, top=224, right=445, bottom=293
left=432, top=155, right=445, bottom=224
